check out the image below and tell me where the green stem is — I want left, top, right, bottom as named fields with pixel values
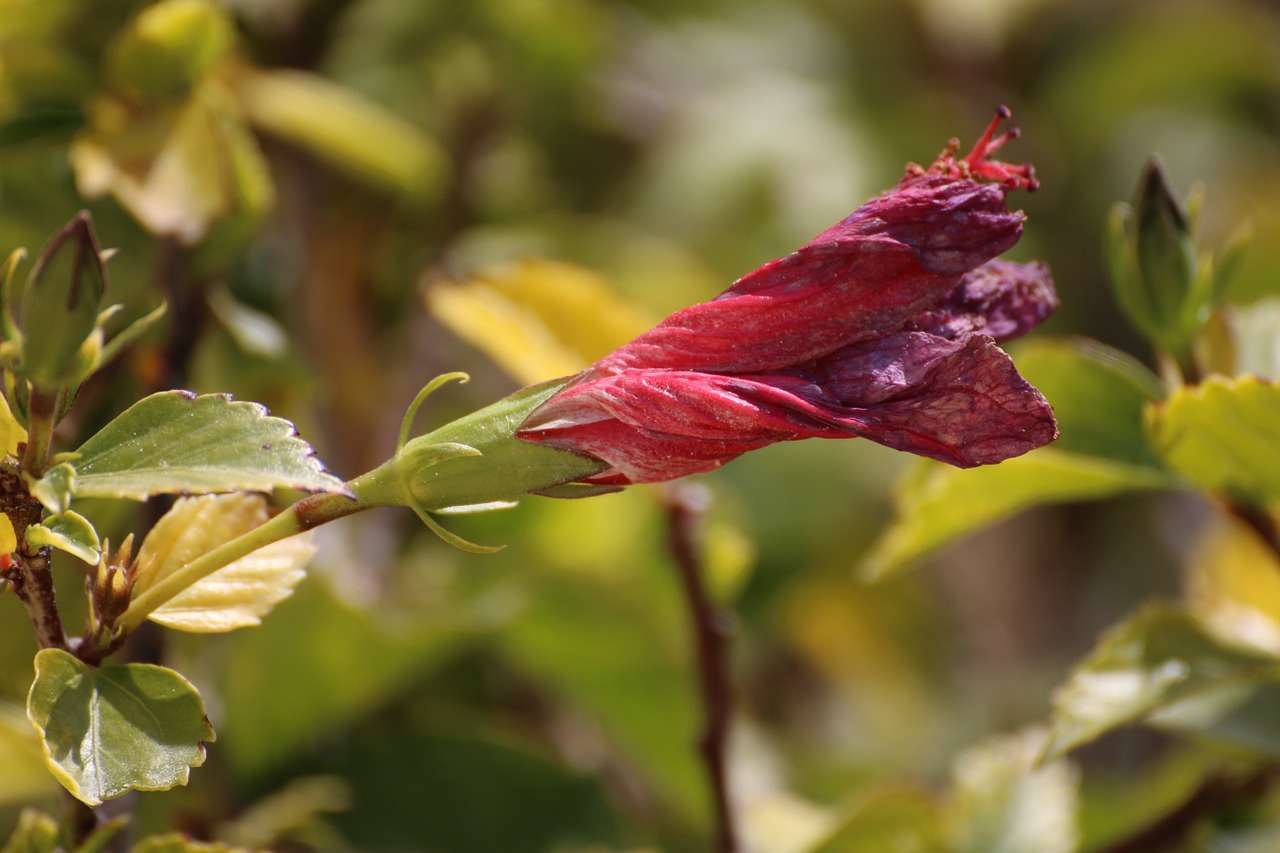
left=21, top=386, right=59, bottom=476
left=114, top=478, right=389, bottom=638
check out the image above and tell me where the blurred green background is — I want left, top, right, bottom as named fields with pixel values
left=2, top=0, right=1280, bottom=850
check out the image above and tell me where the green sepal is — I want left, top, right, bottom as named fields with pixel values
left=98, top=301, right=167, bottom=368
left=25, top=510, right=100, bottom=565
left=401, top=378, right=608, bottom=512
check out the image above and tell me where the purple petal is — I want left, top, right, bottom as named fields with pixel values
left=910, top=259, right=1059, bottom=342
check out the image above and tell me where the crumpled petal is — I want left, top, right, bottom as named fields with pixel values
left=521, top=331, right=1056, bottom=483
left=910, top=259, right=1058, bottom=343
left=594, top=177, right=1026, bottom=377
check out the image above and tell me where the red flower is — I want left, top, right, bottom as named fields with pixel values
left=517, top=109, right=1059, bottom=485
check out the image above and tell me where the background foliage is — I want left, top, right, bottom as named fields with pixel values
left=3, top=0, right=1280, bottom=850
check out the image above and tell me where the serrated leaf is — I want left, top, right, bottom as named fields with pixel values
left=27, top=648, right=215, bottom=806
left=426, top=258, right=654, bottom=385
left=951, top=727, right=1079, bottom=853
left=0, top=808, right=59, bottom=853
left=25, top=510, right=100, bottom=564
left=1146, top=375, right=1280, bottom=505
left=1042, top=605, right=1280, bottom=761
left=862, top=449, right=1174, bottom=580
left=137, top=494, right=314, bottom=633
left=72, top=391, right=348, bottom=501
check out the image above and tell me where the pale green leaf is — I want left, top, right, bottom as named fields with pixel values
left=1042, top=605, right=1280, bottom=761
left=234, top=65, right=444, bottom=198
left=861, top=449, right=1174, bottom=580
left=0, top=809, right=58, bottom=853
left=951, top=727, right=1079, bottom=853
left=72, top=391, right=348, bottom=500
left=1148, top=680, right=1280, bottom=758
left=1146, top=375, right=1280, bottom=505
left=24, top=510, right=100, bottom=565
left=138, top=494, right=314, bottom=633
left=27, top=648, right=215, bottom=806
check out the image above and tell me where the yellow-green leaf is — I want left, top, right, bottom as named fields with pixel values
left=233, top=65, right=444, bottom=198
left=0, top=391, right=26, bottom=459
left=1146, top=375, right=1280, bottom=505
left=24, top=510, right=100, bottom=565
left=861, top=449, right=1174, bottom=581
left=137, top=494, right=315, bottom=633
left=71, top=86, right=258, bottom=244
left=27, top=649, right=214, bottom=806
left=426, top=258, right=654, bottom=385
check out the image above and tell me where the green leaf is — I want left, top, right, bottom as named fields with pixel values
left=29, top=461, right=76, bottom=514
left=1042, top=605, right=1280, bottom=761
left=72, top=391, right=349, bottom=501
left=1011, top=337, right=1165, bottom=467
left=1146, top=375, right=1280, bottom=505
left=951, top=727, right=1079, bottom=853
left=0, top=809, right=59, bottom=853
left=27, top=648, right=215, bottom=806
left=861, top=449, right=1174, bottom=580
left=24, top=510, right=101, bottom=564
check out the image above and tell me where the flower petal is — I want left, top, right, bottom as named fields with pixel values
left=520, top=332, right=1057, bottom=483
left=592, top=177, right=1026, bottom=378
left=910, top=259, right=1058, bottom=342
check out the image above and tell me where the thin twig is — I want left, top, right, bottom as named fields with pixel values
left=1094, top=765, right=1279, bottom=853
left=664, top=484, right=738, bottom=853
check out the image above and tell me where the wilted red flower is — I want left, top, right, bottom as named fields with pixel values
left=517, top=109, right=1059, bottom=485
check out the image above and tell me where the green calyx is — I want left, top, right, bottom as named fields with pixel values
left=351, top=374, right=609, bottom=552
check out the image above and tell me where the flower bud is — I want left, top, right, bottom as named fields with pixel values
left=1107, top=157, right=1210, bottom=356
left=5, top=212, right=107, bottom=391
